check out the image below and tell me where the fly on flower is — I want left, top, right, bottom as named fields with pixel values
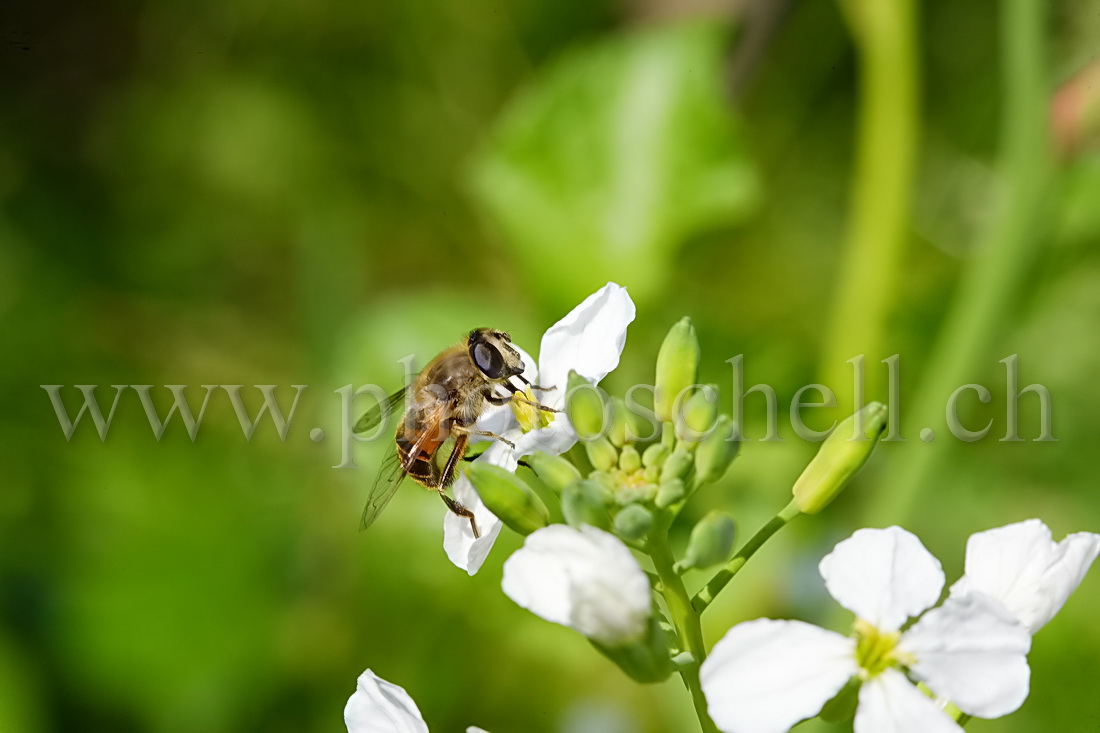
left=354, top=328, right=558, bottom=538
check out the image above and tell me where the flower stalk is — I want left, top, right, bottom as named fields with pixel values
left=694, top=499, right=801, bottom=613
left=648, top=510, right=720, bottom=733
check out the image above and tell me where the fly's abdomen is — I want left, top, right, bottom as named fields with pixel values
left=397, top=432, right=441, bottom=488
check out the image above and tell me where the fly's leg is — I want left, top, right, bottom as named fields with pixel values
left=464, top=429, right=515, bottom=449
left=440, top=492, right=480, bottom=539
left=496, top=380, right=559, bottom=414
left=512, top=394, right=560, bottom=414
left=515, top=374, right=556, bottom=392
left=439, top=432, right=469, bottom=488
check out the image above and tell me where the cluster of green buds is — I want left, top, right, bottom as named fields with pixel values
left=467, top=317, right=889, bottom=686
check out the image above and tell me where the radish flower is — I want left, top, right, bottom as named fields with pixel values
left=700, top=527, right=1032, bottom=733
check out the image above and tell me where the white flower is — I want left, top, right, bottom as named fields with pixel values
left=344, top=669, right=488, bottom=733
left=950, top=519, right=1100, bottom=634
left=501, top=524, right=651, bottom=646
left=444, top=282, right=636, bottom=574
left=700, top=527, right=1032, bottom=733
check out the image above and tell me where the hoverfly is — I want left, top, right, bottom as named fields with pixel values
left=354, top=328, right=556, bottom=538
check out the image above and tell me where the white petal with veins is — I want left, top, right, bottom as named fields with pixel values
left=501, top=525, right=650, bottom=645
left=854, top=668, right=961, bottom=733
left=950, top=519, right=1100, bottom=633
left=901, top=593, right=1031, bottom=717
left=344, top=669, right=429, bottom=733
left=701, top=619, right=857, bottom=733
left=820, top=526, right=944, bottom=631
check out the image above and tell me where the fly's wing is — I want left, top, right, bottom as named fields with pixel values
left=359, top=402, right=449, bottom=531
left=353, top=388, right=406, bottom=434
left=359, top=447, right=406, bottom=531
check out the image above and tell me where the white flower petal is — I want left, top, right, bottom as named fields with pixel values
left=344, top=669, right=429, bottom=733
left=472, top=403, right=516, bottom=439
left=950, top=519, right=1100, bottom=634
left=509, top=417, right=580, bottom=458
left=854, top=668, right=961, bottom=733
left=900, top=592, right=1031, bottom=718
left=700, top=619, right=857, bottom=733
left=820, top=527, right=945, bottom=631
left=442, top=443, right=514, bottom=575
left=466, top=728, right=490, bottom=733
left=536, top=282, right=635, bottom=407
left=501, top=525, right=650, bottom=645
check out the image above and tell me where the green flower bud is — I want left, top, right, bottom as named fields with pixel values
left=661, top=421, right=676, bottom=450
left=642, top=465, right=661, bottom=484
left=641, top=444, right=669, bottom=471
left=585, top=436, right=619, bottom=473
left=613, top=504, right=653, bottom=542
left=792, top=402, right=888, bottom=514
left=591, top=614, right=674, bottom=683
left=562, top=479, right=612, bottom=530
left=675, top=385, right=720, bottom=444
left=618, top=444, right=642, bottom=473
left=467, top=463, right=549, bottom=536
left=695, top=415, right=740, bottom=484
left=566, top=370, right=610, bottom=439
left=655, top=317, right=700, bottom=422
left=525, top=451, right=582, bottom=495
left=660, top=449, right=694, bottom=484
left=682, top=511, right=736, bottom=570
left=607, top=397, right=632, bottom=447
left=655, top=478, right=686, bottom=509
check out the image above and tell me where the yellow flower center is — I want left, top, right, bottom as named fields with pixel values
left=511, top=386, right=554, bottom=433
left=853, top=618, right=908, bottom=679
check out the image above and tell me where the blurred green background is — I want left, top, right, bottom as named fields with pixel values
left=4, top=0, right=1100, bottom=731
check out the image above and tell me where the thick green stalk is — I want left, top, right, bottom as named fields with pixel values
left=868, top=0, right=1049, bottom=522
left=820, top=0, right=919, bottom=408
left=649, top=517, right=718, bottom=733
left=693, top=500, right=801, bottom=613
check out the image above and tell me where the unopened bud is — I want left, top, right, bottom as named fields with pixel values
left=695, top=415, right=740, bottom=484
left=525, top=451, right=582, bottom=495
left=655, top=478, right=686, bottom=509
left=660, top=449, right=694, bottom=484
left=566, top=370, right=610, bottom=439
left=792, top=402, right=888, bottom=514
left=655, top=317, right=700, bottom=423
left=642, top=443, right=670, bottom=469
left=608, top=397, right=632, bottom=447
left=619, top=445, right=642, bottom=473
left=467, top=463, right=550, bottom=536
left=562, top=479, right=612, bottom=530
left=682, top=511, right=735, bottom=570
left=613, top=504, right=653, bottom=541
left=675, top=385, right=719, bottom=444
left=586, top=436, right=619, bottom=472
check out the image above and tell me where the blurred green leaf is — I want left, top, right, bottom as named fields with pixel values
left=471, top=20, right=758, bottom=309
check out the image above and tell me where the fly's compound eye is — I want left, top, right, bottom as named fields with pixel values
left=473, top=341, right=506, bottom=379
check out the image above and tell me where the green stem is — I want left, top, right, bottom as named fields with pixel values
left=868, top=0, right=1050, bottom=523
left=649, top=517, right=718, bottom=733
left=693, top=500, right=801, bottom=613
left=820, top=0, right=919, bottom=408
